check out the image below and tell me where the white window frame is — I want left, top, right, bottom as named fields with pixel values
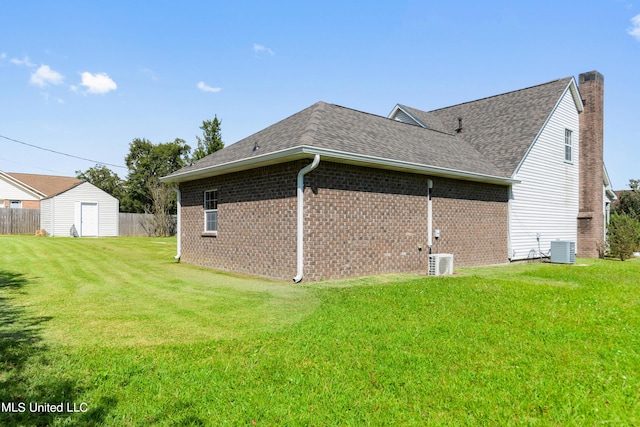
left=564, top=129, right=573, bottom=163
left=9, top=200, right=22, bottom=209
left=203, top=189, right=218, bottom=235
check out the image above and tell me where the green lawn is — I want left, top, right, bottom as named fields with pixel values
left=1, top=236, right=639, bottom=426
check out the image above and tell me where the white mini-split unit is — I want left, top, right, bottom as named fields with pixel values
left=428, top=254, right=454, bottom=276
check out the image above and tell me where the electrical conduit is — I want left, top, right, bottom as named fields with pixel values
left=293, top=155, right=320, bottom=283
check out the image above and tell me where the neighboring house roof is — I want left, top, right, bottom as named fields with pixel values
left=392, top=77, right=582, bottom=177
left=0, top=171, right=47, bottom=199
left=163, top=102, right=516, bottom=185
left=5, top=172, right=83, bottom=198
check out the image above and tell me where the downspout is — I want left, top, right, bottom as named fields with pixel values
left=174, top=187, right=181, bottom=260
left=293, top=155, right=321, bottom=283
left=507, top=185, right=514, bottom=260
left=427, top=179, right=433, bottom=252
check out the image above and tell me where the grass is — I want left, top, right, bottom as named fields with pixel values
left=1, top=236, right=639, bottom=425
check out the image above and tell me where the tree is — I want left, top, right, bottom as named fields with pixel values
left=192, top=116, right=224, bottom=161
left=607, top=213, right=640, bottom=261
left=122, top=138, right=191, bottom=213
left=146, top=180, right=176, bottom=237
left=76, top=164, right=124, bottom=202
left=613, top=179, right=640, bottom=221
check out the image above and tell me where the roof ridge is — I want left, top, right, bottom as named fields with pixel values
left=429, top=76, right=573, bottom=113
left=300, top=101, right=326, bottom=145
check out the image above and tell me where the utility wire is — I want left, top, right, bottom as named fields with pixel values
left=0, top=134, right=127, bottom=169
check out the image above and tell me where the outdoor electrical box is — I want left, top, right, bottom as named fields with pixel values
left=550, top=241, right=575, bottom=264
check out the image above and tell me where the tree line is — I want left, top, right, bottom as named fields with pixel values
left=76, top=117, right=223, bottom=234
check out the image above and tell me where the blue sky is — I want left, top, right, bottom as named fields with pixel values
left=1, top=0, right=639, bottom=189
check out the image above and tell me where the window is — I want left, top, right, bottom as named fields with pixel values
left=204, top=190, right=218, bottom=233
left=10, top=200, right=22, bottom=209
left=564, top=129, right=573, bottom=163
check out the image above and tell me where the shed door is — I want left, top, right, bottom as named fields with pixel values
left=80, top=202, right=99, bottom=236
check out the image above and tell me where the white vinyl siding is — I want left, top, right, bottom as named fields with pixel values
left=509, top=85, right=580, bottom=260
left=392, top=109, right=421, bottom=126
left=40, top=198, right=53, bottom=232
left=41, top=182, right=119, bottom=237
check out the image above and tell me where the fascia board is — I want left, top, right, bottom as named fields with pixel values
left=0, top=171, right=47, bottom=199
left=512, top=79, right=580, bottom=178
left=160, top=147, right=310, bottom=183
left=300, top=146, right=518, bottom=185
left=163, top=145, right=518, bottom=186
left=569, top=78, right=585, bottom=113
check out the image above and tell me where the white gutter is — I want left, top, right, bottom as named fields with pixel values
left=174, top=187, right=181, bottom=260
left=293, top=155, right=320, bottom=283
left=161, top=145, right=519, bottom=186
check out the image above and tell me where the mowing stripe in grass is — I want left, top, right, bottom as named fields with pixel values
left=1, top=236, right=639, bottom=425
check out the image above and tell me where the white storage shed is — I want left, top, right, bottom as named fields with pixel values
left=40, top=182, right=119, bottom=237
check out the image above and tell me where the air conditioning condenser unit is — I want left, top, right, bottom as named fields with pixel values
left=550, top=241, right=575, bottom=264
left=429, top=254, right=453, bottom=276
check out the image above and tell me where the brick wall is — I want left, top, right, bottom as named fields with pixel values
left=179, top=162, right=299, bottom=280
left=2, top=199, right=40, bottom=209
left=431, top=177, right=510, bottom=267
left=303, top=162, right=430, bottom=280
left=179, top=160, right=510, bottom=281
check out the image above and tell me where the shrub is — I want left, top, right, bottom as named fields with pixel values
left=607, top=213, right=640, bottom=261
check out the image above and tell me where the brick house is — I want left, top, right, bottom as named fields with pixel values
left=162, top=71, right=615, bottom=281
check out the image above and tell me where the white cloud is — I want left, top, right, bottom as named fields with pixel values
left=253, top=43, right=275, bottom=56
left=1, top=52, right=6, bottom=60
left=629, top=14, right=640, bottom=41
left=30, top=65, right=64, bottom=87
left=12, top=55, right=35, bottom=67
left=197, top=81, right=221, bottom=93
left=80, top=72, right=117, bottom=94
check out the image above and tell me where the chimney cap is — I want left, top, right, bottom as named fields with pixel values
left=579, top=71, right=604, bottom=84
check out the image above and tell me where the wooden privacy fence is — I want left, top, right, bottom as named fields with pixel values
left=0, top=210, right=176, bottom=237
left=118, top=213, right=177, bottom=237
left=0, top=208, right=40, bottom=235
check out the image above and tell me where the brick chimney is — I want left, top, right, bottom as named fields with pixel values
left=577, top=71, right=605, bottom=257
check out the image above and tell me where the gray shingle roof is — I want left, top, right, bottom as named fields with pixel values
left=425, top=77, right=575, bottom=176
left=164, top=76, right=577, bottom=183
left=165, top=102, right=503, bottom=182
